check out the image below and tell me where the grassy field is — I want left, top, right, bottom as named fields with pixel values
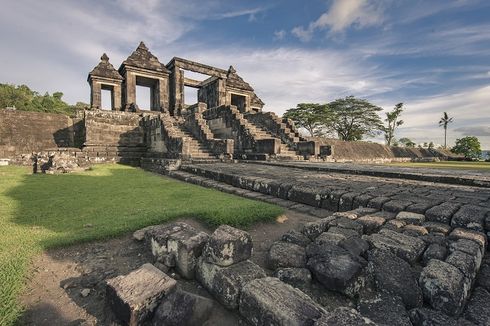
left=388, top=161, right=490, bottom=171
left=0, top=164, right=283, bottom=325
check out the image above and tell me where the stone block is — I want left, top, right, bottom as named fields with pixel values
left=356, top=215, right=386, bottom=234
left=315, top=231, right=346, bottom=246
left=419, top=259, right=468, bottom=316
left=239, top=277, right=325, bottom=326
left=368, top=249, right=423, bottom=309
left=358, top=292, right=411, bottom=326
left=338, top=237, right=369, bottom=257
left=302, top=217, right=334, bottom=240
left=364, top=228, right=426, bottom=263
left=281, top=229, right=311, bottom=247
left=464, top=287, right=490, bottom=326
left=396, top=211, right=425, bottom=225
left=450, top=239, right=483, bottom=269
left=422, top=243, right=447, bottom=265
left=403, top=224, right=429, bottom=236
left=152, top=289, right=216, bottom=326
left=332, top=211, right=359, bottom=220
left=476, top=264, right=490, bottom=292
left=448, top=228, right=487, bottom=252
left=445, top=250, right=478, bottom=280
left=105, top=264, right=177, bottom=326
left=167, top=229, right=209, bottom=279
left=195, top=258, right=266, bottom=310
left=383, top=219, right=406, bottom=231
left=203, top=225, right=252, bottom=267
left=287, top=185, right=323, bottom=207
left=321, top=189, right=347, bottom=211
left=423, top=221, right=451, bottom=235
left=274, top=267, right=312, bottom=288
left=451, top=204, right=489, bottom=232
left=383, top=199, right=412, bottom=213
left=339, top=192, right=359, bottom=211
left=409, top=307, right=475, bottom=326
left=315, top=307, right=376, bottom=326
left=425, top=202, right=461, bottom=224
left=329, top=217, right=364, bottom=235
left=144, top=222, right=193, bottom=258
left=306, top=243, right=365, bottom=298
left=367, top=196, right=391, bottom=210
left=267, top=241, right=307, bottom=269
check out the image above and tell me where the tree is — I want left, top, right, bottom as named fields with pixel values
left=383, top=103, right=404, bottom=146
left=0, top=83, right=77, bottom=115
left=399, top=137, right=416, bottom=147
left=327, top=96, right=384, bottom=141
left=428, top=141, right=435, bottom=149
left=438, top=112, right=454, bottom=149
left=283, top=103, right=331, bottom=137
left=452, top=136, right=482, bottom=160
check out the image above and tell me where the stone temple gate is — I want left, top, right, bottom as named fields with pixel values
left=88, top=42, right=264, bottom=115
left=83, top=41, right=315, bottom=163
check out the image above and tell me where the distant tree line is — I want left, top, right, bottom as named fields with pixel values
left=283, top=96, right=402, bottom=142
left=0, top=83, right=88, bottom=116
left=283, top=97, right=484, bottom=160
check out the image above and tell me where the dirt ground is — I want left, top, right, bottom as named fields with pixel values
left=19, top=210, right=319, bottom=325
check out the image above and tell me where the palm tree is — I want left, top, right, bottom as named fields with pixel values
left=438, top=112, right=453, bottom=149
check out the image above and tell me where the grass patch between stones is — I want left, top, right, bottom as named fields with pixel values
left=0, top=164, right=283, bottom=325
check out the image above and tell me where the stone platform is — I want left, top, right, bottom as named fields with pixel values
left=245, top=161, right=490, bottom=188
left=171, top=162, right=490, bottom=239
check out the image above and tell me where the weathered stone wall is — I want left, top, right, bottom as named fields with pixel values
left=83, top=110, right=145, bottom=147
left=313, top=138, right=460, bottom=163
left=0, top=109, right=75, bottom=158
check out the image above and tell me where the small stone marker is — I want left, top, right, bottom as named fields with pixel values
left=203, top=225, right=252, bottom=267
left=105, top=263, right=177, bottom=326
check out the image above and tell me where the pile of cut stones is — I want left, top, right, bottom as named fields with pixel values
left=105, top=208, right=490, bottom=326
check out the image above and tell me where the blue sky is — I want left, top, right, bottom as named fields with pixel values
left=1, top=0, right=489, bottom=148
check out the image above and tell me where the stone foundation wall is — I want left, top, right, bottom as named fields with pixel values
left=83, top=110, right=145, bottom=147
left=313, top=138, right=460, bottom=163
left=0, top=109, right=76, bottom=158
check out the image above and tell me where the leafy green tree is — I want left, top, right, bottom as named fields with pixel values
left=327, top=96, right=384, bottom=141
left=438, top=112, right=454, bottom=148
left=0, top=83, right=77, bottom=115
left=283, top=103, right=331, bottom=137
left=452, top=136, right=482, bottom=160
left=399, top=137, right=416, bottom=147
left=383, top=103, right=404, bottom=146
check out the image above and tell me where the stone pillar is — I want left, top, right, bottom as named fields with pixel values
left=158, top=77, right=168, bottom=112
left=113, top=83, right=122, bottom=111
left=124, top=72, right=136, bottom=108
left=90, top=82, right=101, bottom=109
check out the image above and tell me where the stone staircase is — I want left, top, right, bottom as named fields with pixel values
left=172, top=123, right=217, bottom=160
left=248, top=124, right=299, bottom=157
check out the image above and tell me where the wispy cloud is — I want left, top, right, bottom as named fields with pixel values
left=292, top=0, right=387, bottom=41
left=273, top=30, right=287, bottom=41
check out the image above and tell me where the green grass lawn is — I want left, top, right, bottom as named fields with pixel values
left=0, top=164, right=283, bottom=325
left=388, top=161, right=490, bottom=171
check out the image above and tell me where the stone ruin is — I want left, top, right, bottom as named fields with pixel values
left=0, top=41, right=457, bottom=171
left=104, top=203, right=490, bottom=326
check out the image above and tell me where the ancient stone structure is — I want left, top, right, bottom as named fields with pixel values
left=1, top=41, right=461, bottom=167
left=87, top=42, right=264, bottom=115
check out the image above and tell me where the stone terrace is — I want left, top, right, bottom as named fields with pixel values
left=174, top=163, right=490, bottom=235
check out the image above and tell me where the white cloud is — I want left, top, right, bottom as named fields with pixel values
left=273, top=30, right=287, bottom=41
left=292, top=0, right=387, bottom=41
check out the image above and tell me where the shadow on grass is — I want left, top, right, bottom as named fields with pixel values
left=7, top=164, right=283, bottom=249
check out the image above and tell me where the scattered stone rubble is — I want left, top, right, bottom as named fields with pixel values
left=102, top=204, right=488, bottom=326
